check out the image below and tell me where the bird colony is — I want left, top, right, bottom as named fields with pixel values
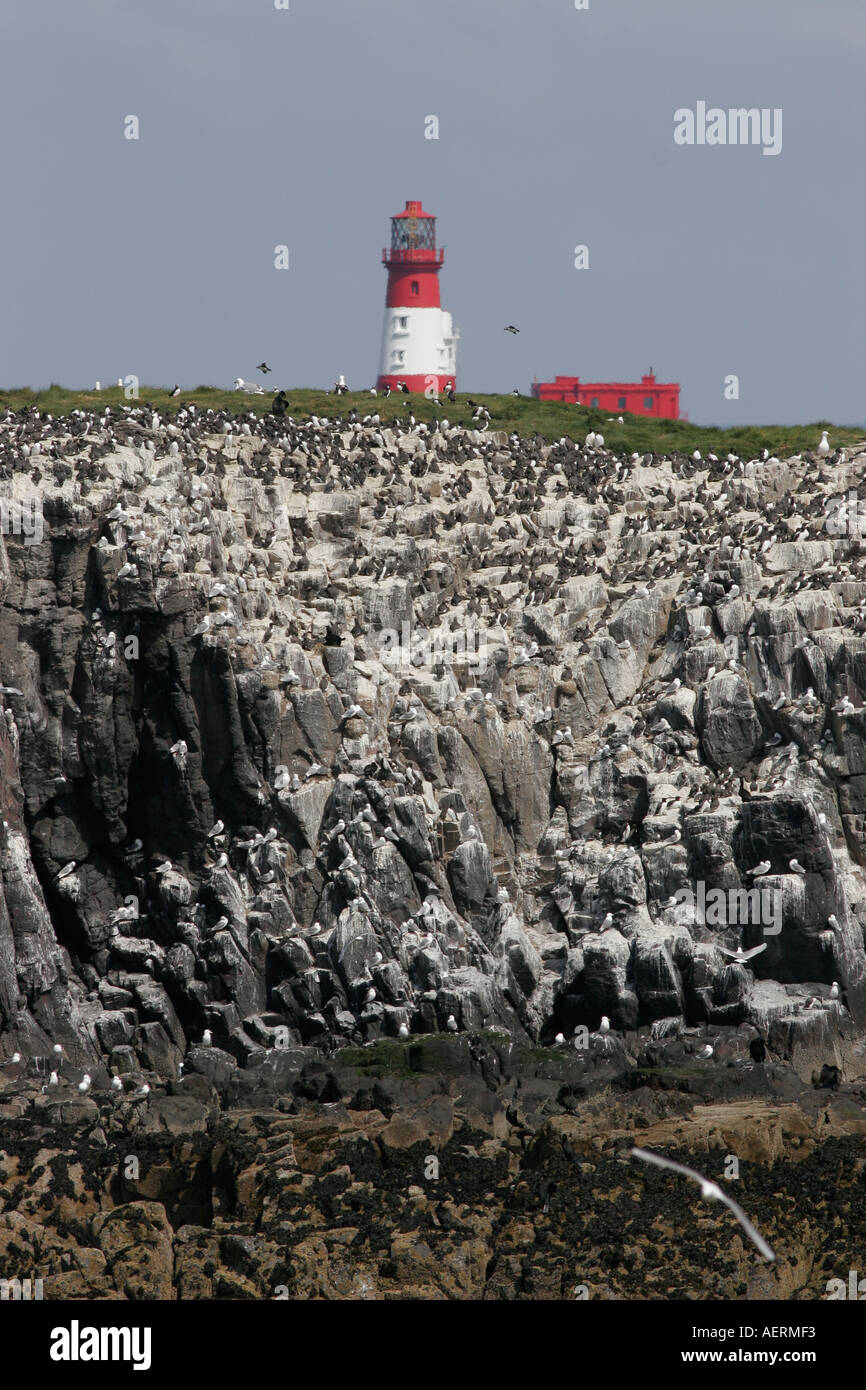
left=0, top=400, right=864, bottom=1095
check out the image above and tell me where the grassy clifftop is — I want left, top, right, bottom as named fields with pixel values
left=1, top=383, right=861, bottom=457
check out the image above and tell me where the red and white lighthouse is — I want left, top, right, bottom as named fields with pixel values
left=377, top=199, right=459, bottom=394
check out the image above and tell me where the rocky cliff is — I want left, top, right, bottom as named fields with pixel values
left=1, top=1038, right=864, bottom=1299
left=1, top=401, right=865, bottom=1297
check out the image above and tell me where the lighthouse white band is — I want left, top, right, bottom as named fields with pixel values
left=379, top=306, right=458, bottom=380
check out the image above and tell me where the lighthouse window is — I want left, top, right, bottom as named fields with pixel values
left=411, top=280, right=420, bottom=296
left=399, top=316, right=408, bottom=328
left=644, top=396, right=654, bottom=408
left=591, top=397, right=599, bottom=407
left=618, top=396, right=626, bottom=408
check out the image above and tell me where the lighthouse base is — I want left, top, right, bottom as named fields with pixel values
left=375, top=373, right=455, bottom=395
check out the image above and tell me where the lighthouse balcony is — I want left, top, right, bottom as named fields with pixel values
left=382, top=247, right=445, bottom=267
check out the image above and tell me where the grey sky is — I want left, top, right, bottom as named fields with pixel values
left=3, top=0, right=864, bottom=423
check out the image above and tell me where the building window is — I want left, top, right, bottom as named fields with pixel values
left=591, top=397, right=599, bottom=407
left=411, top=281, right=420, bottom=296
left=399, top=316, right=408, bottom=328
left=644, top=396, right=654, bottom=409
left=392, top=350, right=405, bottom=364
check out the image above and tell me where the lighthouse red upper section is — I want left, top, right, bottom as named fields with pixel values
left=383, top=200, right=443, bottom=308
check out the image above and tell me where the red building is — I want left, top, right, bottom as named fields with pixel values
left=531, top=370, right=680, bottom=419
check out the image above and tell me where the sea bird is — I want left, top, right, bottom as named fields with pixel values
left=630, top=1147, right=775, bottom=1261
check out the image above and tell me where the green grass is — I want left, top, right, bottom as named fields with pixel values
left=337, top=1039, right=415, bottom=1077
left=1, top=383, right=863, bottom=458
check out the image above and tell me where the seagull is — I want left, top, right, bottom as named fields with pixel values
left=257, top=362, right=272, bottom=374
left=201, top=1029, right=213, bottom=1047
left=748, top=861, right=771, bottom=877
left=503, top=325, right=520, bottom=334
left=719, top=943, right=767, bottom=963
left=78, top=1073, right=92, bottom=1094
left=398, top=1021, right=410, bottom=1040
left=599, top=1015, right=610, bottom=1035
left=789, top=858, right=807, bottom=875
left=554, top=1033, right=566, bottom=1046
left=630, top=1148, right=775, bottom=1261
left=207, top=820, right=225, bottom=839
left=134, top=1083, right=151, bottom=1099
left=817, top=431, right=830, bottom=457
left=56, top=862, right=77, bottom=880
left=699, top=1044, right=714, bottom=1058
left=445, top=1014, right=458, bottom=1032
left=830, top=981, right=840, bottom=999
left=111, top=1076, right=123, bottom=1092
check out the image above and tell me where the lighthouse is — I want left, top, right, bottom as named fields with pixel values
left=377, top=200, right=458, bottom=394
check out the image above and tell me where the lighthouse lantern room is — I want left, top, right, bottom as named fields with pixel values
left=376, top=200, right=458, bottom=394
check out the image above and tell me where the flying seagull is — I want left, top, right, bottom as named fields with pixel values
left=257, top=362, right=272, bottom=374
left=630, top=1147, right=775, bottom=1262
left=503, top=325, right=520, bottom=334
left=718, top=942, right=767, bottom=962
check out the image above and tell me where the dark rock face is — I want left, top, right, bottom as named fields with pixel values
left=0, top=405, right=865, bottom=1091
left=1, top=1040, right=865, bottom=1300
left=697, top=672, right=762, bottom=771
